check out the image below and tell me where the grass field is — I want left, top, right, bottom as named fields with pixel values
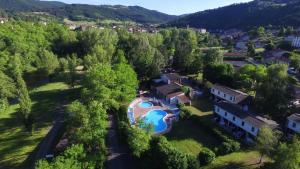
left=0, top=82, right=78, bottom=169
left=166, top=98, right=265, bottom=169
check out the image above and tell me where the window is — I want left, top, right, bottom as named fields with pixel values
left=217, top=108, right=220, bottom=112
left=230, top=97, right=233, bottom=100
left=241, top=121, right=245, bottom=126
left=251, top=127, right=255, bottom=132
left=218, top=91, right=220, bottom=95
left=212, top=89, right=215, bottom=92
left=232, top=116, right=236, bottom=121
left=225, top=112, right=228, bottom=116
left=293, top=122, right=297, bottom=128
left=224, top=94, right=226, bottom=97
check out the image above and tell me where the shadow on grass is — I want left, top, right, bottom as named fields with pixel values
left=166, top=114, right=222, bottom=150
left=208, top=162, right=245, bottom=169
left=0, top=85, right=81, bottom=169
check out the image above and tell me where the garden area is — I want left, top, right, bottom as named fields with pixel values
left=0, top=82, right=79, bottom=169
left=166, top=98, right=266, bottom=169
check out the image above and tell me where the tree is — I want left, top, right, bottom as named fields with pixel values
left=203, top=63, right=234, bottom=86
left=35, top=49, right=59, bottom=77
left=234, top=64, right=267, bottom=93
left=127, top=127, right=151, bottom=157
left=66, top=54, right=79, bottom=88
left=202, top=48, right=223, bottom=67
left=255, top=64, right=295, bottom=118
left=9, top=56, right=33, bottom=132
left=272, top=138, right=300, bottom=169
left=256, top=126, right=280, bottom=164
left=257, top=26, right=265, bottom=37
left=36, top=144, right=88, bottom=169
left=0, top=70, right=15, bottom=112
left=265, top=40, right=275, bottom=51
left=290, top=52, right=300, bottom=72
left=247, top=41, right=255, bottom=57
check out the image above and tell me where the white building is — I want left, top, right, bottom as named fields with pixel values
left=211, top=84, right=250, bottom=106
left=214, top=101, right=278, bottom=142
left=287, top=113, right=300, bottom=135
left=292, top=37, right=300, bottom=48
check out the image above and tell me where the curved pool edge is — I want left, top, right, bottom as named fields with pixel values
left=142, top=109, right=169, bottom=134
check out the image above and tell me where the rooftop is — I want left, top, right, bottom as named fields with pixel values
left=156, top=83, right=182, bottom=97
left=216, top=101, right=278, bottom=129
left=163, top=73, right=181, bottom=81
left=288, top=113, right=300, bottom=123
left=212, top=84, right=249, bottom=103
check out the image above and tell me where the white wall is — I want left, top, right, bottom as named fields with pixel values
left=211, top=88, right=236, bottom=104
left=287, top=119, right=300, bottom=134
left=292, top=37, right=300, bottom=48
left=161, top=75, right=171, bottom=84
left=214, top=105, right=259, bottom=137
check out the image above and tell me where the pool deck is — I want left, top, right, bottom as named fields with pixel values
left=129, top=96, right=177, bottom=134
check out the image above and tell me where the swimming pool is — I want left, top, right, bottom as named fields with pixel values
left=143, top=109, right=168, bottom=133
left=139, top=101, right=153, bottom=108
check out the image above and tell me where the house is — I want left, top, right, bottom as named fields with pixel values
left=156, top=83, right=191, bottom=105
left=292, top=37, right=300, bottom=48
left=286, top=113, right=300, bottom=136
left=291, top=86, right=300, bottom=107
left=211, top=84, right=251, bottom=108
left=161, top=73, right=182, bottom=84
left=263, top=49, right=289, bottom=64
left=223, top=52, right=246, bottom=59
left=235, top=41, right=247, bottom=50
left=0, top=17, right=8, bottom=24
left=214, top=101, right=279, bottom=142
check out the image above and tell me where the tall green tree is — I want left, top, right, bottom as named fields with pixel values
left=36, top=49, right=59, bottom=77
left=9, top=56, right=33, bottom=131
left=255, top=64, right=295, bottom=118
left=256, top=127, right=280, bottom=164
left=247, top=41, right=256, bottom=57
left=272, top=138, right=300, bottom=169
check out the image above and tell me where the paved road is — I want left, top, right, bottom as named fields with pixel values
left=106, top=114, right=137, bottom=169
left=33, top=106, right=65, bottom=168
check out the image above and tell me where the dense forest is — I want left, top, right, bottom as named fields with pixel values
left=0, top=17, right=300, bottom=168
left=0, top=0, right=177, bottom=24
left=0, top=21, right=222, bottom=168
left=168, top=0, right=300, bottom=29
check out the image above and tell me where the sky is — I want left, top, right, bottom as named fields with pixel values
left=43, top=0, right=252, bottom=15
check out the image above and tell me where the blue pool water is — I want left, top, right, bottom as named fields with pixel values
left=143, top=109, right=167, bottom=133
left=139, top=101, right=153, bottom=108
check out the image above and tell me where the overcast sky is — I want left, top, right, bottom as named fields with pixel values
left=43, top=0, right=252, bottom=15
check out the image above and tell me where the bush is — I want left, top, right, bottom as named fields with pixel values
left=198, top=147, right=215, bottom=165
left=186, top=155, right=200, bottom=169
left=180, top=107, right=193, bottom=120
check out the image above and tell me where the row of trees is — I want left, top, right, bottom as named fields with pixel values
left=36, top=48, right=138, bottom=168
left=256, top=127, right=300, bottom=169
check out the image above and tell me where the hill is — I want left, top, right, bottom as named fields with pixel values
left=0, top=0, right=177, bottom=24
left=168, top=0, right=300, bottom=29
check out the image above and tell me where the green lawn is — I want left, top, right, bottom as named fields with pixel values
left=203, top=151, right=264, bottom=169
left=166, top=98, right=265, bottom=169
left=166, top=98, right=217, bottom=155
left=0, top=82, right=79, bottom=169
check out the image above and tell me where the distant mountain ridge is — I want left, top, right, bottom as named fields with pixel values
left=0, top=0, right=177, bottom=24
left=168, top=0, right=300, bottom=29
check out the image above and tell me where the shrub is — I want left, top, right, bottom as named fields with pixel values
left=127, top=127, right=151, bottom=158
left=186, top=154, right=200, bottom=169
left=198, top=147, right=215, bottom=165
left=180, top=107, right=193, bottom=120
